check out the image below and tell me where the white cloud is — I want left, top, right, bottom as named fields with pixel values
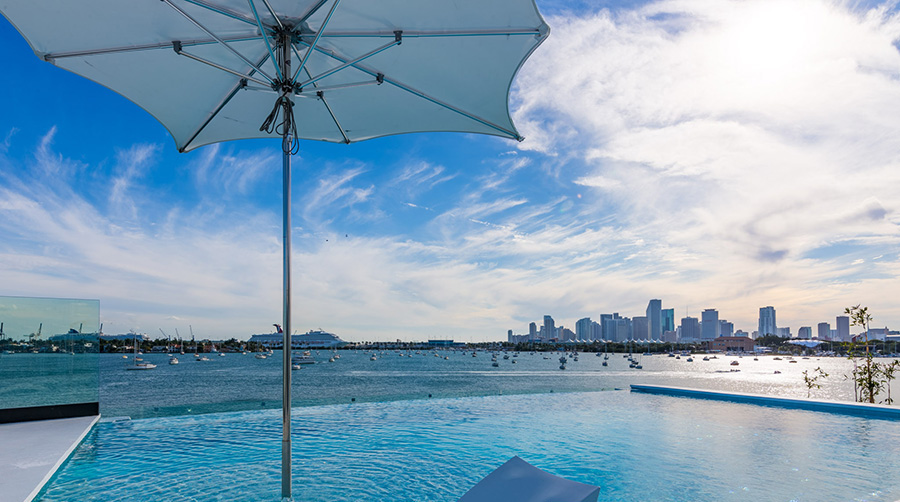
left=509, top=0, right=900, bottom=329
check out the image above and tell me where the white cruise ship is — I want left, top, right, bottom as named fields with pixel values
left=249, top=326, right=347, bottom=349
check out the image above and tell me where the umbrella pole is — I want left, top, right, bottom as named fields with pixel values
left=280, top=32, right=293, bottom=502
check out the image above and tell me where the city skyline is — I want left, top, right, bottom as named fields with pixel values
left=510, top=301, right=884, bottom=343
left=2, top=0, right=900, bottom=342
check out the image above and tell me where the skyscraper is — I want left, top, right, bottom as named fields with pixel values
left=543, top=315, right=555, bottom=340
left=600, top=313, right=616, bottom=341
left=662, top=308, right=675, bottom=333
left=632, top=316, right=649, bottom=340
left=529, top=322, right=537, bottom=340
left=719, top=320, right=734, bottom=337
left=646, top=299, right=662, bottom=341
left=701, top=309, right=719, bottom=340
left=680, top=316, right=700, bottom=341
left=575, top=317, right=592, bottom=341
left=817, top=322, right=831, bottom=340
left=798, top=326, right=812, bottom=339
left=836, top=316, right=850, bottom=342
left=758, top=306, right=777, bottom=337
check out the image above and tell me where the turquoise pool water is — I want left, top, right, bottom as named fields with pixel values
left=39, top=390, right=900, bottom=501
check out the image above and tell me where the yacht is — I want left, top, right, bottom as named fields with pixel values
left=169, top=356, right=179, bottom=365
left=291, top=353, right=316, bottom=365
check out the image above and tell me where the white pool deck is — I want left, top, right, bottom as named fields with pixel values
left=0, top=415, right=99, bottom=502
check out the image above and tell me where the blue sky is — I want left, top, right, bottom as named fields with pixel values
left=2, top=0, right=900, bottom=341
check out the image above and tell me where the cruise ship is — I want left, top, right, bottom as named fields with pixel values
left=248, top=325, right=347, bottom=349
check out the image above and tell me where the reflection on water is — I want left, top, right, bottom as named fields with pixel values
left=97, top=349, right=893, bottom=419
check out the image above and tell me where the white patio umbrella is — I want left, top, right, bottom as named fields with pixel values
left=1, top=1, right=548, bottom=499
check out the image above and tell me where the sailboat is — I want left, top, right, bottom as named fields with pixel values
left=126, top=333, right=156, bottom=370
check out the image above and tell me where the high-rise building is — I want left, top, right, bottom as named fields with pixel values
left=662, top=308, right=675, bottom=333
left=836, top=316, right=850, bottom=342
left=591, top=321, right=602, bottom=341
left=719, top=320, right=734, bottom=337
left=680, top=316, right=700, bottom=340
left=507, top=329, right=514, bottom=343
left=543, top=315, right=555, bottom=340
left=528, top=322, right=537, bottom=340
left=776, top=327, right=791, bottom=338
left=615, top=317, right=632, bottom=342
left=600, top=313, right=616, bottom=341
left=646, top=299, right=662, bottom=341
left=798, top=326, right=812, bottom=339
left=701, top=309, right=719, bottom=340
left=575, top=317, right=592, bottom=341
left=758, top=306, right=777, bottom=337
left=632, top=316, right=649, bottom=340
left=817, top=322, right=831, bottom=339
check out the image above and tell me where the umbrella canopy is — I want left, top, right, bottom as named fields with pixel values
left=2, top=1, right=548, bottom=500
left=1, top=0, right=547, bottom=151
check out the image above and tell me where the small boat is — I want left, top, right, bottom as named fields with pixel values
left=789, top=360, right=798, bottom=363
left=511, top=359, right=517, bottom=364
left=291, top=354, right=316, bottom=365
left=169, top=357, right=179, bottom=365
left=686, top=357, right=693, bottom=362
left=126, top=362, right=157, bottom=370
left=602, top=361, right=608, bottom=366
left=730, top=360, right=739, bottom=366
left=773, top=357, right=782, bottom=360
left=503, top=354, right=509, bottom=360
left=219, top=352, right=226, bottom=357
left=444, top=356, right=449, bottom=360
left=702, top=356, right=710, bottom=361
left=328, top=357, right=335, bottom=362
left=291, top=364, right=302, bottom=370
left=197, top=356, right=210, bottom=361
left=774, top=370, right=782, bottom=374
left=559, top=363, right=566, bottom=370
left=491, top=361, right=499, bottom=367
left=370, top=355, right=377, bottom=361
left=255, top=353, right=267, bottom=359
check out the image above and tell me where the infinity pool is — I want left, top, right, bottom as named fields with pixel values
left=39, top=390, right=900, bottom=501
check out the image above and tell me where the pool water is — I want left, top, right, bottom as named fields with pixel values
left=39, top=390, right=900, bottom=501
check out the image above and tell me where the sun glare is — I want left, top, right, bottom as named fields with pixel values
left=711, top=1, right=831, bottom=96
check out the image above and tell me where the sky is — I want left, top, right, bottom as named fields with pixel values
left=2, top=0, right=900, bottom=342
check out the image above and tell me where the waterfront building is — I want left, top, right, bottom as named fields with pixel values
left=591, top=321, right=602, bottom=341
left=705, top=335, right=755, bottom=352
left=836, top=316, right=850, bottom=341
left=528, top=322, right=537, bottom=340
left=798, top=326, right=812, bottom=339
left=701, top=309, right=719, bottom=340
left=758, top=306, right=777, bottom=337
left=776, top=327, right=791, bottom=338
left=632, top=316, right=649, bottom=340
left=646, top=299, right=662, bottom=341
left=680, top=316, right=700, bottom=341
left=662, top=308, right=675, bottom=333
left=817, top=322, right=831, bottom=340
left=575, top=317, right=592, bottom=341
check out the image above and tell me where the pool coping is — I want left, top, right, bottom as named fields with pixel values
left=0, top=414, right=100, bottom=502
left=630, top=384, right=900, bottom=419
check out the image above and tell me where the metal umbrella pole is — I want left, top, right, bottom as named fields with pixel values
left=277, top=30, right=294, bottom=502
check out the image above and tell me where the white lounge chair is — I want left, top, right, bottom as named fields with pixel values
left=457, top=456, right=600, bottom=502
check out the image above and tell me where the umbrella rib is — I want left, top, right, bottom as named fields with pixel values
left=175, top=45, right=271, bottom=87
left=317, top=92, right=351, bottom=144
left=163, top=0, right=277, bottom=84
left=320, top=28, right=545, bottom=38
left=296, top=36, right=400, bottom=90
left=259, top=0, right=284, bottom=31
left=179, top=0, right=259, bottom=26
left=298, top=0, right=330, bottom=23
left=304, top=44, right=522, bottom=140
left=248, top=0, right=282, bottom=81
left=43, top=34, right=262, bottom=60
left=181, top=52, right=271, bottom=152
left=290, top=0, right=342, bottom=85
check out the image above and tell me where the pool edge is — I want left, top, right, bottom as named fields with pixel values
left=630, top=384, right=900, bottom=419
left=23, top=414, right=100, bottom=502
